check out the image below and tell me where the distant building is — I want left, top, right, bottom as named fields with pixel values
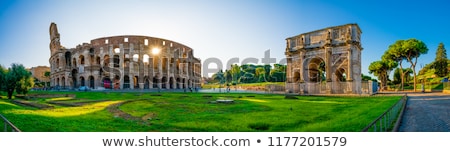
left=48, top=22, right=201, bottom=90
left=29, top=66, right=50, bottom=83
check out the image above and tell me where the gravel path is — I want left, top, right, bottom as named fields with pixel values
left=399, top=93, right=450, bottom=132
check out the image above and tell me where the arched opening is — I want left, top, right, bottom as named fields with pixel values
left=103, top=55, right=110, bottom=67
left=176, top=78, right=181, bottom=89
left=71, top=69, right=78, bottom=88
left=56, top=58, right=60, bottom=68
left=56, top=78, right=60, bottom=86
left=293, top=71, right=301, bottom=82
left=61, top=77, right=65, bottom=89
left=96, top=56, right=101, bottom=65
left=182, top=78, right=186, bottom=89
left=89, top=76, right=95, bottom=89
left=114, top=75, right=120, bottom=89
left=133, top=54, right=139, bottom=62
left=113, top=55, right=120, bottom=67
left=144, top=77, right=149, bottom=89
left=307, top=58, right=326, bottom=83
left=143, top=54, right=149, bottom=64
left=153, top=77, right=158, bottom=88
left=80, top=76, right=85, bottom=86
left=80, top=55, right=85, bottom=65
left=134, top=76, right=139, bottom=88
left=169, top=77, right=174, bottom=89
left=123, top=75, right=130, bottom=89
left=335, top=68, right=347, bottom=82
left=65, top=52, right=71, bottom=66
left=102, top=77, right=111, bottom=89
left=73, top=58, right=77, bottom=67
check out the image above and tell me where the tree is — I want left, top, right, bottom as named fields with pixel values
left=44, top=71, right=51, bottom=87
left=16, top=77, right=34, bottom=95
left=230, top=64, right=241, bottom=84
left=269, top=64, right=286, bottom=82
left=3, top=63, right=31, bottom=99
left=383, top=39, right=428, bottom=91
left=255, top=67, right=267, bottom=82
left=223, top=69, right=232, bottom=84
left=432, top=43, right=448, bottom=77
left=0, top=65, right=6, bottom=93
left=393, top=68, right=412, bottom=85
left=368, top=60, right=398, bottom=91
left=211, top=70, right=224, bottom=84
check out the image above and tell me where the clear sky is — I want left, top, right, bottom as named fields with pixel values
left=0, top=0, right=449, bottom=78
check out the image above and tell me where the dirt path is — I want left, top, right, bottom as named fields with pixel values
left=106, top=100, right=142, bottom=121
left=399, top=93, right=450, bottom=132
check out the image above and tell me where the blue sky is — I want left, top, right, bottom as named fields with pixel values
left=0, top=0, right=449, bottom=78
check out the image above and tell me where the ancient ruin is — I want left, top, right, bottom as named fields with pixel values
left=49, top=23, right=201, bottom=90
left=285, top=24, right=365, bottom=94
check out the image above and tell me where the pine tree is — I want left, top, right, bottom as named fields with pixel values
left=433, top=43, right=448, bottom=77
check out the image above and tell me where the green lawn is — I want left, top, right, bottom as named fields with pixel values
left=0, top=91, right=401, bottom=132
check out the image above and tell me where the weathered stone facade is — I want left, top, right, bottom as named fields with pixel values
left=285, top=24, right=363, bottom=94
left=29, top=66, right=50, bottom=83
left=49, top=23, right=201, bottom=90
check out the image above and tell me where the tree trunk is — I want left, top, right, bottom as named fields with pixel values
left=7, top=88, right=14, bottom=99
left=412, top=65, right=417, bottom=92
left=399, top=62, right=404, bottom=91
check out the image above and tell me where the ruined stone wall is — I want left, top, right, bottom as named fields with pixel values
left=49, top=23, right=201, bottom=90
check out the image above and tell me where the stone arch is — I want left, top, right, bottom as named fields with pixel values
left=79, top=55, right=85, bottom=65
left=73, top=58, right=77, bottom=67
left=71, top=69, right=78, bottom=88
left=305, top=57, right=326, bottom=83
left=114, top=75, right=120, bottom=89
left=56, top=77, right=60, bottom=86
left=293, top=71, right=301, bottom=82
left=113, top=55, right=120, bottom=67
left=153, top=77, right=159, bottom=88
left=80, top=76, right=85, bottom=86
left=61, top=76, right=65, bottom=88
left=88, top=76, right=95, bottom=89
left=102, top=77, right=111, bottom=89
left=335, top=68, right=347, bottom=82
left=123, top=75, right=130, bottom=89
left=65, top=52, right=71, bottom=66
left=285, top=24, right=362, bottom=94
left=133, top=76, right=139, bottom=88
left=103, top=55, right=110, bottom=67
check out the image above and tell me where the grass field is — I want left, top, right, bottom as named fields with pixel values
left=0, top=91, right=401, bottom=132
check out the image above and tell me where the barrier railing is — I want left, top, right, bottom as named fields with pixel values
left=361, top=94, right=407, bottom=132
left=0, top=114, right=21, bottom=132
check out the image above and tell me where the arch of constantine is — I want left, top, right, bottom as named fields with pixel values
left=49, top=23, right=201, bottom=90
left=285, top=24, right=364, bottom=94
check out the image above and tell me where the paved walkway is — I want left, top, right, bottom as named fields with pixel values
left=399, top=93, right=450, bottom=132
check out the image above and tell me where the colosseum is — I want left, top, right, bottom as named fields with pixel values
left=49, top=22, right=201, bottom=90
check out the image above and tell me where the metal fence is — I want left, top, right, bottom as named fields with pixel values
left=361, top=94, right=407, bottom=132
left=289, top=81, right=376, bottom=95
left=0, top=114, right=21, bottom=132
